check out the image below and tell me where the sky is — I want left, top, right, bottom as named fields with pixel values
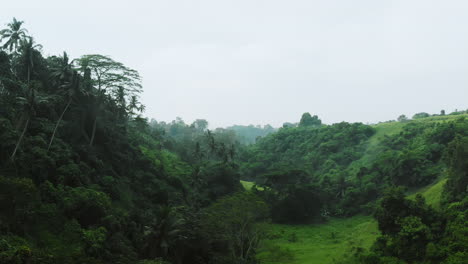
left=1, top=0, right=468, bottom=128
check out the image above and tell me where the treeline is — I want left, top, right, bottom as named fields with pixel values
left=225, top=124, right=276, bottom=145
left=0, top=18, right=266, bottom=264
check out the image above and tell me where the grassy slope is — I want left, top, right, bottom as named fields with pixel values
left=257, top=215, right=378, bottom=264
left=247, top=115, right=463, bottom=264
left=241, top=180, right=380, bottom=264
left=241, top=180, right=255, bottom=190
left=408, top=178, right=447, bottom=209
left=349, top=114, right=468, bottom=173
left=254, top=176, right=448, bottom=264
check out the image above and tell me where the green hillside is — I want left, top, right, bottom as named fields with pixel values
left=243, top=114, right=467, bottom=264
left=351, top=113, right=468, bottom=169
left=252, top=174, right=448, bottom=264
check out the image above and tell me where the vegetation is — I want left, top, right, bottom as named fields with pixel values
left=226, top=124, right=276, bottom=145
left=257, top=215, right=379, bottom=264
left=0, top=18, right=466, bottom=264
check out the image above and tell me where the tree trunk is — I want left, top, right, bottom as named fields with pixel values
left=48, top=98, right=72, bottom=151
left=15, top=113, right=25, bottom=131
left=89, top=117, right=97, bottom=146
left=11, top=117, right=30, bottom=161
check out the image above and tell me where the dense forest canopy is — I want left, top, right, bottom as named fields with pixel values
left=0, top=18, right=466, bottom=264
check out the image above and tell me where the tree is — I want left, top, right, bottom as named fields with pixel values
left=128, top=94, right=145, bottom=117
left=17, top=36, right=42, bottom=84
left=144, top=206, right=182, bottom=259
left=191, top=119, right=208, bottom=131
left=443, top=136, right=468, bottom=202
left=48, top=73, right=81, bottom=150
left=202, top=192, right=269, bottom=263
left=75, top=54, right=142, bottom=146
left=75, top=54, right=142, bottom=96
left=299, top=112, right=321, bottom=127
left=10, top=84, right=49, bottom=160
left=412, top=112, right=430, bottom=119
left=10, top=37, right=45, bottom=160
left=49, top=52, right=73, bottom=85
left=0, top=18, right=28, bottom=52
left=397, top=114, right=408, bottom=122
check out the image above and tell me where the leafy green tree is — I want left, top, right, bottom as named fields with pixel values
left=75, top=54, right=142, bottom=96
left=397, top=114, right=408, bottom=122
left=299, top=112, right=322, bottom=127
left=82, top=227, right=107, bottom=257
left=202, top=192, right=269, bottom=264
left=0, top=176, right=38, bottom=232
left=144, top=206, right=182, bottom=259
left=0, top=18, right=28, bottom=52
left=412, top=112, right=430, bottom=119
left=75, top=54, right=142, bottom=146
left=443, top=136, right=468, bottom=202
left=191, top=119, right=208, bottom=132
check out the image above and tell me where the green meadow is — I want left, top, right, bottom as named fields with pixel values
left=252, top=176, right=447, bottom=264
left=257, top=215, right=378, bottom=264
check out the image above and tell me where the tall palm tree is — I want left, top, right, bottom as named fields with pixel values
left=88, top=89, right=105, bottom=147
left=144, top=206, right=182, bottom=259
left=17, top=37, right=42, bottom=84
left=0, top=18, right=28, bottom=52
left=128, top=95, right=144, bottom=117
left=48, top=69, right=81, bottom=151
left=11, top=85, right=49, bottom=160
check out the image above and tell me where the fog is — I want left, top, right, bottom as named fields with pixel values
left=2, top=0, right=468, bottom=127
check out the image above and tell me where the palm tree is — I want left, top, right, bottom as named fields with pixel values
left=144, top=206, right=182, bottom=259
left=11, top=37, right=42, bottom=131
left=50, top=52, right=73, bottom=85
left=48, top=69, right=81, bottom=151
left=11, top=85, right=49, bottom=160
left=88, top=89, right=105, bottom=147
left=127, top=95, right=145, bottom=117
left=0, top=18, right=28, bottom=52
left=17, top=37, right=42, bottom=84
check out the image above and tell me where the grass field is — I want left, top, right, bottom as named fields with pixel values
left=241, top=170, right=448, bottom=264
left=257, top=215, right=379, bottom=264
left=254, top=176, right=447, bottom=264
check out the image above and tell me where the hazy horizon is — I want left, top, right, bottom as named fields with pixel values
left=2, top=0, right=468, bottom=128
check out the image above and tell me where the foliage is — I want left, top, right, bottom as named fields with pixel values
left=201, top=192, right=269, bottom=264
left=1, top=18, right=467, bottom=264
left=299, top=112, right=322, bottom=128
left=0, top=19, right=249, bottom=264
left=226, top=124, right=276, bottom=145
left=258, top=215, right=379, bottom=264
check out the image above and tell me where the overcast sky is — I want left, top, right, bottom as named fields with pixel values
left=2, top=0, right=468, bottom=128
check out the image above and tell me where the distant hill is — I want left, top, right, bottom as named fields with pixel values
left=225, top=124, right=277, bottom=144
